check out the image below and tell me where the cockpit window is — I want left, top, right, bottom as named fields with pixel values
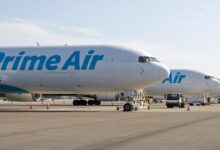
left=139, top=56, right=146, bottom=63
left=205, top=76, right=211, bottom=79
left=205, top=75, right=214, bottom=80
left=150, top=57, right=160, bottom=62
left=138, top=56, right=160, bottom=63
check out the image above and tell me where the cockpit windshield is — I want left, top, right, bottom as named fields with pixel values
left=166, top=94, right=180, bottom=100
left=205, top=75, right=215, bottom=80
left=138, top=56, right=160, bottom=63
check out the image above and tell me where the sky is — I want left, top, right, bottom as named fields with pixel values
left=0, top=0, right=219, bottom=76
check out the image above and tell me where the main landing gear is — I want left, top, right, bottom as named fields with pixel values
left=72, top=100, right=101, bottom=106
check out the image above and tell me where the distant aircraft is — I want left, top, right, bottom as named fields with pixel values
left=0, top=45, right=169, bottom=111
left=145, top=69, right=220, bottom=99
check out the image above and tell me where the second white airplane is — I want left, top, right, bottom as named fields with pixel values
left=145, top=69, right=220, bottom=98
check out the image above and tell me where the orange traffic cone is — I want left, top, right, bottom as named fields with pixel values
left=46, top=103, right=49, bottom=110
left=29, top=103, right=32, bottom=110
left=187, top=104, right=190, bottom=111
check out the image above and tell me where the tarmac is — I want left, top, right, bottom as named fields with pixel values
left=0, top=102, right=220, bottom=150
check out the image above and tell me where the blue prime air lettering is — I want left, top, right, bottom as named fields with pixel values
left=0, top=50, right=104, bottom=71
left=162, top=72, right=186, bottom=84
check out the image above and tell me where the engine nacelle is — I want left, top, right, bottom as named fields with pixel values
left=4, top=93, right=43, bottom=102
left=32, top=93, right=42, bottom=101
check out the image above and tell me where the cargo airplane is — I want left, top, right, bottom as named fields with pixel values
left=0, top=45, right=169, bottom=111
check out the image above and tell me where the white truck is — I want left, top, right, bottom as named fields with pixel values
left=210, top=98, right=218, bottom=104
left=166, top=94, right=185, bottom=108
left=186, top=97, right=207, bottom=106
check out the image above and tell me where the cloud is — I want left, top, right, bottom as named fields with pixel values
left=0, top=16, right=103, bottom=46
left=0, top=17, right=173, bottom=56
left=58, top=26, right=103, bottom=37
left=181, top=13, right=209, bottom=25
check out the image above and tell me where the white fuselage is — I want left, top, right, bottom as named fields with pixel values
left=145, top=69, right=220, bottom=97
left=0, top=45, right=169, bottom=94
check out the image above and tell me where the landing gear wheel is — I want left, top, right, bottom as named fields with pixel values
left=88, top=100, right=94, bottom=105
left=167, top=105, right=173, bottom=108
left=73, top=100, right=80, bottom=106
left=80, top=100, right=87, bottom=106
left=123, top=103, right=134, bottom=112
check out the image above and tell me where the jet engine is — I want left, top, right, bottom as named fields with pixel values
left=4, top=93, right=43, bottom=102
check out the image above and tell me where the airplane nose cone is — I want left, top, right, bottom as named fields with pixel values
left=208, top=79, right=220, bottom=97
left=210, top=79, right=218, bottom=88
left=154, top=63, right=170, bottom=81
left=142, top=62, right=170, bottom=87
